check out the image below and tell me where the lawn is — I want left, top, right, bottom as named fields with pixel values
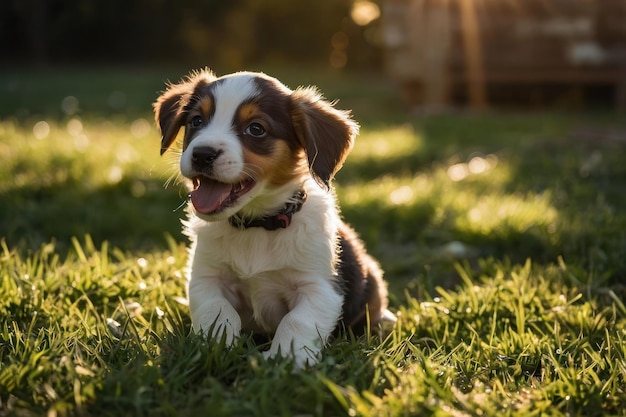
left=1, top=67, right=626, bottom=416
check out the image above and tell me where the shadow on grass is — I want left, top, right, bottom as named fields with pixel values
left=1, top=177, right=186, bottom=253
left=337, top=113, right=626, bottom=294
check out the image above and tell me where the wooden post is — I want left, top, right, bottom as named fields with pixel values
left=458, top=0, right=487, bottom=110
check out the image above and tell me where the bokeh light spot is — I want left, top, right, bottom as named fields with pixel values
left=447, top=163, right=469, bottom=181
left=130, top=118, right=151, bottom=138
left=108, top=166, right=123, bottom=184
left=67, top=118, right=83, bottom=137
left=351, top=0, right=381, bottom=26
left=33, top=121, right=50, bottom=140
left=389, top=185, right=414, bottom=205
left=61, top=96, right=79, bottom=115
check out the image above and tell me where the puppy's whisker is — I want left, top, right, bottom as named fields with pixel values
left=242, top=171, right=261, bottom=182
left=173, top=198, right=189, bottom=213
left=164, top=170, right=182, bottom=189
left=242, top=164, right=263, bottom=182
left=161, top=144, right=184, bottom=189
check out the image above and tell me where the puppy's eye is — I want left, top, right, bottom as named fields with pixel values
left=246, top=122, right=266, bottom=137
left=189, top=116, right=203, bottom=128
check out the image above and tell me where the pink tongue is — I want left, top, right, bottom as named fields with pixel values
left=190, top=179, right=232, bottom=214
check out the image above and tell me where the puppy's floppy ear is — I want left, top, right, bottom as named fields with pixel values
left=153, top=82, right=192, bottom=155
left=290, top=87, right=359, bottom=188
left=153, top=70, right=216, bottom=155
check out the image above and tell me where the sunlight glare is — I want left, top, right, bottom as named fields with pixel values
left=74, top=134, right=90, bottom=153
left=130, top=118, right=151, bottom=138
left=462, top=193, right=558, bottom=236
left=107, top=166, right=123, bottom=184
left=468, top=156, right=488, bottom=174
left=33, top=120, right=50, bottom=140
left=449, top=154, right=499, bottom=181
left=351, top=0, right=381, bottom=26
left=389, top=185, right=414, bottom=205
left=447, top=163, right=469, bottom=181
left=66, top=118, right=83, bottom=136
left=115, top=143, right=139, bottom=163
left=468, top=207, right=482, bottom=223
left=373, top=138, right=390, bottom=156
left=350, top=125, right=422, bottom=162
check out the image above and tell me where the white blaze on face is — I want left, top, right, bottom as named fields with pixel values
left=180, top=73, right=259, bottom=183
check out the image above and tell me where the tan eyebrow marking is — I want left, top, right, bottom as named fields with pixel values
left=198, top=96, right=213, bottom=117
left=238, top=102, right=260, bottom=122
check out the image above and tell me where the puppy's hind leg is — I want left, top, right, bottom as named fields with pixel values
left=337, top=222, right=396, bottom=334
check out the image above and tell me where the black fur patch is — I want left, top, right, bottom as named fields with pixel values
left=335, top=222, right=385, bottom=335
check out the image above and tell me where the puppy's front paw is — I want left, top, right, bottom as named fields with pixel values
left=193, top=300, right=241, bottom=346
left=263, top=339, right=321, bottom=369
left=208, top=316, right=241, bottom=346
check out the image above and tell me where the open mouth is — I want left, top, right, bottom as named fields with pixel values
left=189, top=176, right=256, bottom=215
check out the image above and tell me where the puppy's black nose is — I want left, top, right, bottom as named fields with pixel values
left=192, top=146, right=223, bottom=170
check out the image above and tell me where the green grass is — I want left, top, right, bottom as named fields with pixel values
left=1, top=68, right=626, bottom=416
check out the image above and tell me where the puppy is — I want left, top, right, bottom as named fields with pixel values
left=154, top=69, right=395, bottom=368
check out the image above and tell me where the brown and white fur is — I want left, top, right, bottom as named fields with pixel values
left=154, top=70, right=395, bottom=368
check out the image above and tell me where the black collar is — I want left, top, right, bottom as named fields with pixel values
left=228, top=189, right=307, bottom=230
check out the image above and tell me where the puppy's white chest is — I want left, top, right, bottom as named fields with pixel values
left=193, top=225, right=298, bottom=278
left=229, top=234, right=293, bottom=278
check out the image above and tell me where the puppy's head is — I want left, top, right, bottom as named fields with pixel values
left=154, top=70, right=358, bottom=220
